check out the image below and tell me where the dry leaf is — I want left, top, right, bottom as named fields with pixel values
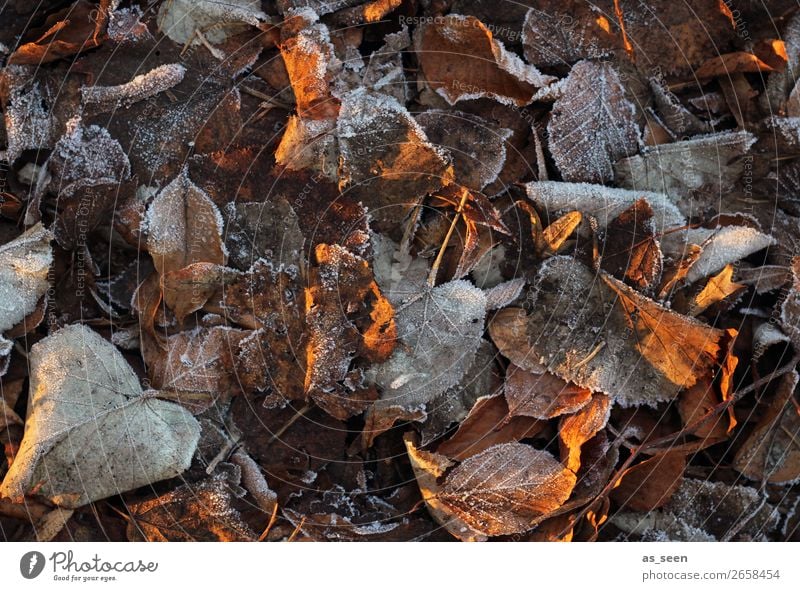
left=0, top=326, right=200, bottom=508
left=128, top=471, right=257, bottom=542
left=414, top=14, right=556, bottom=106
left=734, top=370, right=800, bottom=484
left=505, top=364, right=593, bottom=421
left=601, top=198, right=662, bottom=291
left=780, top=257, right=800, bottom=350
left=695, top=51, right=780, bottom=79
left=689, top=264, right=747, bottom=316
left=547, top=60, right=639, bottom=184
left=156, top=0, right=267, bottom=46
left=541, top=211, right=582, bottom=254
left=437, top=443, right=576, bottom=537
left=558, top=394, right=611, bottom=473
left=0, top=224, right=52, bottom=336
left=145, top=169, right=226, bottom=277
left=161, top=263, right=226, bottom=324
left=610, top=451, right=687, bottom=512
left=437, top=394, right=544, bottom=461
left=506, top=256, right=725, bottom=406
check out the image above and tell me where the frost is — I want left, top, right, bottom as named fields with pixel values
left=2, top=66, right=53, bottom=163
left=82, top=64, right=186, bottom=110
left=525, top=181, right=685, bottom=231
left=156, top=0, right=267, bottom=45
left=108, top=6, right=151, bottom=43
left=0, top=326, right=200, bottom=508
left=0, top=224, right=53, bottom=340
left=370, top=280, right=487, bottom=417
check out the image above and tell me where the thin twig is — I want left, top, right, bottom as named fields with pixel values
left=428, top=189, right=469, bottom=286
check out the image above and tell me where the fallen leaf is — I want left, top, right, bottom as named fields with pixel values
left=505, top=364, right=593, bottom=420
left=610, top=451, right=687, bottom=512
left=8, top=0, right=110, bottom=65
left=0, top=325, right=200, bottom=508
left=128, top=471, right=257, bottom=542
left=780, top=257, right=800, bottom=350
left=437, top=394, right=544, bottom=461
left=541, top=211, right=582, bottom=255
left=689, top=264, right=747, bottom=316
left=734, top=370, right=800, bottom=484
left=558, top=394, right=611, bottom=473
left=145, top=169, right=226, bottom=277
left=695, top=51, right=780, bottom=79
left=601, top=198, right=663, bottom=291
left=414, top=14, right=556, bottom=106
left=156, top=0, right=267, bottom=46
left=547, top=60, right=639, bottom=184
left=437, top=443, right=576, bottom=537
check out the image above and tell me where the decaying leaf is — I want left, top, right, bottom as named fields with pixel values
left=558, top=394, right=611, bottom=473
left=689, top=264, right=747, bottom=316
left=781, top=257, right=800, bottom=350
left=496, top=256, right=725, bottom=406
left=601, top=198, right=662, bottom=291
left=0, top=326, right=200, bottom=508
left=369, top=280, right=486, bottom=424
left=734, top=370, right=800, bottom=484
left=0, top=224, right=52, bottom=337
left=145, top=169, right=226, bottom=277
left=337, top=88, right=453, bottom=224
left=505, top=364, right=593, bottom=421
left=156, top=0, right=267, bottom=45
left=610, top=451, right=687, bottom=512
left=128, top=471, right=257, bottom=542
left=414, top=14, right=556, bottom=106
left=547, top=60, right=639, bottom=184
left=437, top=443, right=576, bottom=537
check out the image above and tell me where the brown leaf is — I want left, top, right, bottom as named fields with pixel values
left=437, top=443, right=576, bottom=537
left=611, top=451, right=687, bottom=512
left=505, top=364, right=593, bottom=420
left=559, top=394, right=611, bottom=473
left=146, top=170, right=226, bottom=277
left=128, top=473, right=257, bottom=542
left=487, top=308, right=546, bottom=373
left=414, top=14, right=555, bottom=106
left=161, top=263, right=225, bottom=325
left=688, top=264, right=747, bottom=316
left=678, top=379, right=729, bottom=440
left=733, top=370, right=800, bottom=484
left=8, top=1, right=110, bottom=65
left=695, top=51, right=780, bottom=79
left=601, top=198, right=662, bottom=291
left=542, top=211, right=582, bottom=254
left=547, top=60, right=639, bottom=184
left=437, top=395, right=544, bottom=461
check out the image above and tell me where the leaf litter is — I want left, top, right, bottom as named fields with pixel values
left=0, top=0, right=798, bottom=543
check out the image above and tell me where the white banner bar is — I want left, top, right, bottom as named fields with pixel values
left=1, top=542, right=798, bottom=590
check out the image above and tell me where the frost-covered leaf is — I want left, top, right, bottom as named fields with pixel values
left=559, top=394, right=611, bottom=473
left=419, top=340, right=502, bottom=447
left=505, top=364, right=592, bottom=421
left=274, top=116, right=338, bottom=179
left=734, top=370, right=800, bottom=484
left=337, top=88, right=453, bottom=224
left=1, top=66, right=56, bottom=163
left=279, top=15, right=341, bottom=119
left=483, top=278, right=526, bottom=311
left=416, top=110, right=513, bottom=191
left=437, top=443, right=576, bottom=537
left=414, top=14, right=556, bottom=107
left=0, top=224, right=52, bottom=336
left=500, top=257, right=725, bottom=406
left=157, top=0, right=267, bottom=45
left=662, top=225, right=775, bottom=285
left=601, top=198, right=662, bottom=291
left=223, top=198, right=304, bottom=272
left=81, top=64, right=186, bottom=112
left=128, top=471, right=257, bottom=542
left=145, top=169, right=226, bottom=277
left=615, top=131, right=756, bottom=215
left=526, top=181, right=685, bottom=231
left=547, top=60, right=639, bottom=184
left=361, top=26, right=410, bottom=103
left=369, top=280, right=486, bottom=421
left=521, top=3, right=624, bottom=67
left=0, top=326, right=200, bottom=508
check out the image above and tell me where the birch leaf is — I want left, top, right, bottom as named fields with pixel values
left=547, top=60, right=639, bottom=184
left=506, top=364, right=593, bottom=421
left=0, top=326, right=200, bottom=508
left=438, top=443, right=576, bottom=537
